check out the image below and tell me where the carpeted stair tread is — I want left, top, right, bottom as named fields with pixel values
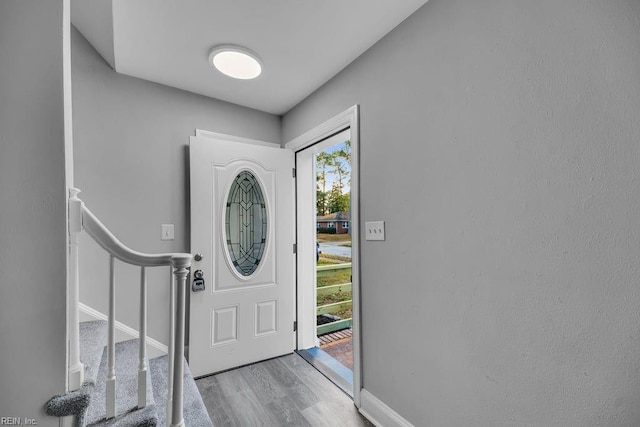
left=44, top=321, right=108, bottom=425
left=80, top=320, right=108, bottom=387
left=88, top=405, right=157, bottom=427
left=86, top=339, right=157, bottom=427
left=150, top=355, right=213, bottom=427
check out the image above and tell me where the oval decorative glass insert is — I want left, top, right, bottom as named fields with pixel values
left=225, top=171, right=267, bottom=276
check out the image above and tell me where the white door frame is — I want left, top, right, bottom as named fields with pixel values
left=285, top=105, right=362, bottom=407
left=195, top=129, right=280, bottom=148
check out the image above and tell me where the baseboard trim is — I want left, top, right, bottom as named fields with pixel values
left=79, top=303, right=168, bottom=358
left=359, top=389, right=414, bottom=427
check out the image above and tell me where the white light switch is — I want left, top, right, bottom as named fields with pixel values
left=161, top=224, right=174, bottom=241
left=365, top=221, right=385, bottom=241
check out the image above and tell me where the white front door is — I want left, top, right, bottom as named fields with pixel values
left=189, top=135, right=295, bottom=377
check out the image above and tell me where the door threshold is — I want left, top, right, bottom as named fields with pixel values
left=296, top=348, right=353, bottom=397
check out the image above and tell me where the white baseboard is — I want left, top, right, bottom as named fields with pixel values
left=359, top=389, right=414, bottom=427
left=79, top=303, right=168, bottom=359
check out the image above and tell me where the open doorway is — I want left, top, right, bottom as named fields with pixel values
left=287, top=106, right=360, bottom=402
left=298, top=129, right=353, bottom=393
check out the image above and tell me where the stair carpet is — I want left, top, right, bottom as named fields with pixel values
left=47, top=320, right=212, bottom=427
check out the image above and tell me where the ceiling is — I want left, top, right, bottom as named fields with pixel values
left=72, top=0, right=429, bottom=115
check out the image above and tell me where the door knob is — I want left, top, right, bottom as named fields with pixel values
left=194, top=253, right=204, bottom=261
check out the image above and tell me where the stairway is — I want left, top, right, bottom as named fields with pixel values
left=46, top=321, right=213, bottom=427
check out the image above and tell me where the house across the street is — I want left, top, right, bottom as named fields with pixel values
left=316, top=211, right=350, bottom=234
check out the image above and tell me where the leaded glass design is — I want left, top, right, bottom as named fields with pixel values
left=225, top=171, right=267, bottom=277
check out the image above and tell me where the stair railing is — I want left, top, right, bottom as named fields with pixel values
left=68, top=188, right=191, bottom=427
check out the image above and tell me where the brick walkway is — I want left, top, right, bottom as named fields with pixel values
left=319, top=328, right=353, bottom=370
left=318, top=328, right=352, bottom=345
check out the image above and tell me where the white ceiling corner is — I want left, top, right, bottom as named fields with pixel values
left=71, top=0, right=116, bottom=69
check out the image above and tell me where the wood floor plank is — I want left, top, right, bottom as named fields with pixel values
left=266, top=357, right=320, bottom=411
left=226, top=388, right=281, bottom=426
left=239, top=361, right=287, bottom=403
left=196, top=375, right=239, bottom=427
left=195, top=353, right=372, bottom=427
left=265, top=395, right=314, bottom=426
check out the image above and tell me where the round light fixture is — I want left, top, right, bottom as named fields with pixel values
left=208, top=45, right=262, bottom=80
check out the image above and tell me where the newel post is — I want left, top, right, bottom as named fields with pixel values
left=170, top=262, right=190, bottom=427
left=68, top=188, right=84, bottom=390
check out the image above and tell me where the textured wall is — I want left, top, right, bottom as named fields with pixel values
left=72, top=27, right=281, bottom=346
left=0, top=1, right=68, bottom=425
left=283, top=0, right=640, bottom=425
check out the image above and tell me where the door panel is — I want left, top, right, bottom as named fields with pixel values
left=189, top=135, right=294, bottom=377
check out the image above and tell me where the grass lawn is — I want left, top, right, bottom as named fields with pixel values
left=318, top=254, right=351, bottom=265
left=316, top=263, right=351, bottom=287
left=317, top=233, right=351, bottom=243
left=316, top=259, right=353, bottom=321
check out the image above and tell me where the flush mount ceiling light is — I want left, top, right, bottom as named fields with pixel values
left=208, top=45, right=262, bottom=80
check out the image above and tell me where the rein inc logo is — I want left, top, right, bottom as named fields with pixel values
left=1, top=418, right=38, bottom=425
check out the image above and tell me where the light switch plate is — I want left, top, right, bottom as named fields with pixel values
left=161, top=224, right=174, bottom=241
left=365, top=221, right=385, bottom=241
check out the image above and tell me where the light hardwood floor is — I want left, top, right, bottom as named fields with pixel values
left=195, top=353, right=373, bottom=426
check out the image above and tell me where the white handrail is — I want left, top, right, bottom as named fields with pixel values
left=68, top=189, right=191, bottom=426
left=82, top=205, right=191, bottom=269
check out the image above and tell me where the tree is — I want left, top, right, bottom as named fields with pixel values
left=316, top=188, right=328, bottom=216
left=315, top=151, right=333, bottom=215
left=315, top=140, right=352, bottom=215
left=333, top=140, right=351, bottom=191
left=327, top=185, right=350, bottom=213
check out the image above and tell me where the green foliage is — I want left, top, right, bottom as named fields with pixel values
left=317, top=227, right=336, bottom=234
left=327, top=187, right=350, bottom=214
left=315, top=151, right=333, bottom=215
left=316, top=189, right=328, bottom=216
left=314, top=140, right=352, bottom=215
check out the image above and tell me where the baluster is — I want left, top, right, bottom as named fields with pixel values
left=138, top=267, right=148, bottom=409
left=106, top=255, right=116, bottom=419
left=167, top=267, right=175, bottom=425
left=67, top=188, right=84, bottom=390
left=171, top=266, right=188, bottom=427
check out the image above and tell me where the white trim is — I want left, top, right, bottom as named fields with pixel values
left=286, top=105, right=362, bottom=406
left=79, top=302, right=168, bottom=359
left=63, top=0, right=74, bottom=396
left=285, top=105, right=357, bottom=151
left=195, top=129, right=280, bottom=148
left=359, top=389, right=414, bottom=427
left=301, top=128, right=350, bottom=154
left=294, top=144, right=320, bottom=350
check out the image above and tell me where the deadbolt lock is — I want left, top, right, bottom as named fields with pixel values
left=192, top=269, right=205, bottom=292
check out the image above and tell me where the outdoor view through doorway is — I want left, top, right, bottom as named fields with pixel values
left=294, top=129, right=355, bottom=394
left=316, top=138, right=353, bottom=373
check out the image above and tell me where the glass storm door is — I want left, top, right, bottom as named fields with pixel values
left=189, top=135, right=295, bottom=377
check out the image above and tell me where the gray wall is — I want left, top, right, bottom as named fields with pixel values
left=283, top=0, right=640, bottom=425
left=72, top=27, right=281, bottom=345
left=0, top=1, right=68, bottom=425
